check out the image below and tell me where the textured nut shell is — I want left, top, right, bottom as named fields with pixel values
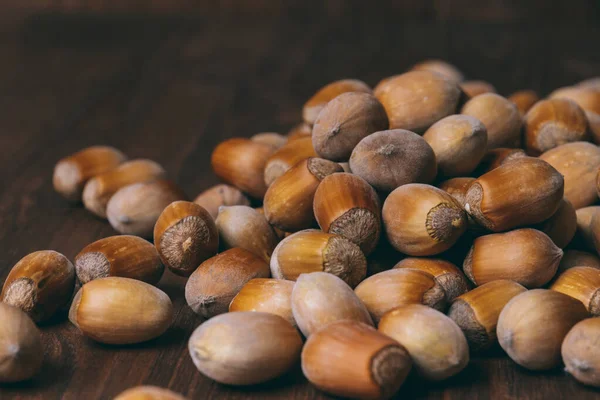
left=465, top=157, right=564, bottom=231
left=551, top=267, right=600, bottom=315
left=211, top=138, right=274, bottom=199
left=394, top=258, right=470, bottom=301
left=508, top=90, right=540, bottom=115
left=229, top=279, right=295, bottom=327
left=263, top=136, right=317, bottom=186
left=532, top=198, right=577, bottom=248
left=461, top=93, right=522, bottom=149
left=53, top=145, right=127, bottom=201
left=438, top=177, right=475, bottom=206
left=1, top=250, right=75, bottom=323
left=379, top=304, right=469, bottom=381
left=496, top=289, right=589, bottom=370
left=354, top=269, right=446, bottom=322
left=540, top=142, right=600, bottom=209
left=550, top=86, right=600, bottom=114
left=562, top=318, right=600, bottom=387
left=349, top=129, right=437, bottom=192
left=376, top=71, right=462, bottom=133
left=0, top=303, right=43, bottom=382
left=193, top=184, right=250, bottom=220
left=76, top=235, right=164, bottom=285
left=185, top=248, right=270, bottom=318
left=106, top=180, right=187, bottom=238
left=383, top=184, right=467, bottom=256
left=302, top=79, right=372, bottom=125
left=291, top=272, right=373, bottom=337
left=114, top=386, right=188, bottom=400
left=474, top=148, right=527, bottom=175
left=412, top=59, right=464, bottom=82
left=69, top=277, right=172, bottom=344
left=302, top=320, right=412, bottom=400
left=250, top=132, right=287, bottom=149
left=576, top=206, right=600, bottom=250
left=188, top=312, right=302, bottom=385
left=154, top=201, right=218, bottom=277
left=83, top=159, right=166, bottom=218
left=558, top=250, right=600, bottom=273
left=460, top=80, right=496, bottom=97
left=463, top=229, right=562, bottom=288
left=311, top=92, right=389, bottom=161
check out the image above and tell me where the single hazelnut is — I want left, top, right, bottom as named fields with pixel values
left=69, top=277, right=173, bottom=345
left=464, top=228, right=562, bottom=288
left=551, top=267, right=600, bottom=315
left=354, top=269, right=446, bottom=323
left=263, top=136, right=317, bottom=186
left=558, top=250, right=600, bottom=273
left=393, top=258, right=470, bottom=301
left=0, top=303, right=43, bottom=382
left=311, top=92, right=389, bottom=161
left=423, top=115, right=487, bottom=177
left=587, top=111, right=600, bottom=144
left=189, top=312, right=302, bottom=385
left=411, top=59, right=464, bottom=82
left=508, top=89, right=540, bottom=115
left=287, top=123, right=312, bottom=141
left=250, top=132, right=287, bottom=149
left=465, top=157, right=564, bottom=231
left=154, top=201, right=218, bottom=277
left=562, top=318, right=600, bottom=387
left=211, top=138, right=274, bottom=199
left=106, top=180, right=187, bottom=238
left=576, top=206, right=600, bottom=250
left=497, top=289, right=589, bottom=370
left=383, top=184, right=467, bottom=256
left=263, top=158, right=342, bottom=232
left=549, top=86, right=600, bottom=114
left=349, top=129, right=437, bottom=192
left=461, top=93, right=522, bottom=149
left=75, top=235, right=164, bottom=285
left=460, top=80, right=496, bottom=97
left=291, top=272, right=373, bottom=337
left=447, top=280, right=527, bottom=351
left=2, top=250, right=75, bottom=323
left=82, top=159, right=166, bottom=218
left=540, top=142, right=600, bottom=209
left=193, top=184, right=250, bottom=220
left=185, top=248, right=270, bottom=318
left=114, top=386, right=187, bottom=400
left=229, top=278, right=295, bottom=327
left=302, top=79, right=372, bottom=125
left=313, top=172, right=381, bottom=255
left=53, top=145, right=127, bottom=202
left=473, top=147, right=527, bottom=175
left=379, top=304, right=469, bottom=381
left=302, top=320, right=412, bottom=400
left=438, top=177, right=475, bottom=206
left=375, top=70, right=462, bottom=132
left=531, top=198, right=577, bottom=248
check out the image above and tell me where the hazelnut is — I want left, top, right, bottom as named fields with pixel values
left=302, top=79, right=371, bottom=125
left=185, top=248, right=270, bottom=318
left=558, top=250, right=600, bottom=273
left=540, top=142, right=600, bottom=209
left=229, top=278, right=295, bottom=327
left=287, top=122, right=312, bottom=141
left=2, top=250, right=75, bottom=323
left=508, top=89, right=540, bottom=115
left=523, top=98, right=590, bottom=156
left=270, top=230, right=366, bottom=288
left=423, top=115, right=487, bottom=177
left=254, top=207, right=287, bottom=239
left=250, top=132, right=287, bottom=149
left=394, top=258, right=470, bottom=301
left=302, top=320, right=412, bottom=400
left=448, top=280, right=527, bottom=351
left=69, top=277, right=173, bottom=345
left=411, top=59, right=464, bottom=82
left=383, top=184, right=467, bottom=256
left=461, top=93, right=522, bottom=149
left=375, top=70, right=462, bottom=132
left=464, top=228, right=562, bottom=288
left=313, top=172, right=381, bottom=255
left=211, top=138, right=274, bottom=199
left=291, top=272, right=373, bottom=337
left=576, top=206, right=600, bottom=250
left=550, top=86, right=600, bottom=114
left=379, top=304, right=469, bottom=381
left=82, top=159, right=166, bottom=218
left=562, top=318, right=600, bottom=387
left=496, top=289, right=588, bottom=370
left=311, top=92, right=388, bottom=161
left=464, top=157, right=564, bottom=231
left=532, top=198, right=577, bottom=248
left=114, top=386, right=187, bottom=400
left=75, top=235, right=164, bottom=285
left=263, top=136, right=316, bottom=186
left=193, top=184, right=250, bottom=220
left=354, top=269, right=446, bottom=322
left=473, top=147, right=527, bottom=175
left=438, top=177, right=475, bottom=206
left=106, top=180, right=187, bottom=238
left=263, top=158, right=342, bottom=232
left=0, top=303, right=43, bottom=382
left=154, top=201, right=218, bottom=277
left=53, top=145, right=126, bottom=201
left=349, top=129, right=437, bottom=192
left=551, top=267, right=600, bottom=315
left=460, top=80, right=496, bottom=97
left=188, top=312, right=302, bottom=385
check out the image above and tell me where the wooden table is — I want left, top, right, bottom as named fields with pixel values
left=1, top=2, right=599, bottom=399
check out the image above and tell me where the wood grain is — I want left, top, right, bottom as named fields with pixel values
left=0, top=3, right=599, bottom=399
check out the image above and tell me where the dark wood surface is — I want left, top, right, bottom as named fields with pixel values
left=1, top=2, right=600, bottom=399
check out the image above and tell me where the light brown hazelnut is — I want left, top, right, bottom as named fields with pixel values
left=550, top=86, right=600, bottom=114
left=302, top=79, right=371, bottom=125
left=473, top=147, right=527, bottom=175
left=229, top=278, right=295, bottom=327
left=394, top=258, right=470, bottom=301
left=460, top=80, right=496, bottom=97
left=263, top=136, right=317, bottom=187
left=551, top=266, right=600, bottom=315
left=411, top=59, right=464, bottom=82
left=193, top=184, right=250, bottom=220
left=438, top=177, right=475, bottom=206
left=562, top=317, right=600, bottom=387
left=508, top=89, right=540, bottom=115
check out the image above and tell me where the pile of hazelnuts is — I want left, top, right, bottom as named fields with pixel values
left=2, top=59, right=600, bottom=399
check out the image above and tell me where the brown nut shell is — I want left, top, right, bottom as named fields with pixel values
left=53, top=145, right=127, bottom=202
left=508, top=90, right=540, bottom=115
left=558, top=250, right=600, bottom=273
left=263, top=136, right=317, bottom=187
left=460, top=80, right=496, bottom=98
left=302, top=79, right=372, bottom=125
left=229, top=278, right=295, bottom=327
left=154, top=201, right=218, bottom=277
left=1, top=250, right=75, bottom=323
left=69, top=277, right=173, bottom=345
left=412, top=59, right=464, bottom=82
left=474, top=147, right=527, bottom=176
left=551, top=266, right=600, bottom=315
left=550, top=86, right=600, bottom=114
left=114, top=386, right=188, bottom=400
left=302, top=320, right=412, bottom=400
left=193, top=184, right=250, bottom=220
left=576, top=206, right=600, bottom=250
left=185, top=248, right=270, bottom=318
left=250, top=132, right=287, bottom=149
left=438, top=177, right=475, bottom=206
left=497, top=289, right=589, bottom=370
left=532, top=198, right=577, bottom=248
left=562, top=318, right=600, bottom=387
left=394, top=258, right=470, bottom=301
